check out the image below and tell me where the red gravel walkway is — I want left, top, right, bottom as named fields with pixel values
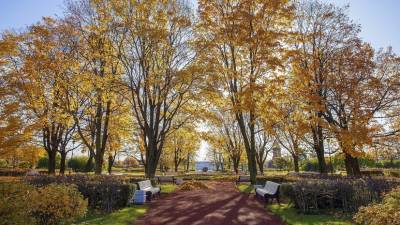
left=133, top=182, right=285, bottom=225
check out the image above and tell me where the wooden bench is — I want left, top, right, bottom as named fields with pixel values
left=156, top=176, right=175, bottom=184
left=254, top=181, right=280, bottom=205
left=137, top=180, right=161, bottom=201
left=236, top=175, right=250, bottom=184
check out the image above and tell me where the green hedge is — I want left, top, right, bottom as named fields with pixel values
left=37, top=155, right=61, bottom=169
left=24, top=175, right=135, bottom=213
left=284, top=177, right=400, bottom=214
left=67, top=156, right=90, bottom=172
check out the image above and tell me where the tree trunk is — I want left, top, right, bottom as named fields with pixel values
left=59, top=152, right=67, bottom=175
left=256, top=159, right=264, bottom=175
left=85, top=151, right=94, bottom=172
left=236, top=113, right=257, bottom=184
left=47, top=151, right=57, bottom=175
left=94, top=153, right=103, bottom=174
left=292, top=154, right=299, bottom=172
left=145, top=145, right=159, bottom=178
left=312, top=126, right=327, bottom=174
left=345, top=153, right=361, bottom=176
left=186, top=154, right=190, bottom=172
left=108, top=155, right=113, bottom=175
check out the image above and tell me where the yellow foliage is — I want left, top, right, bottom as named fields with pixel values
left=354, top=187, right=400, bottom=225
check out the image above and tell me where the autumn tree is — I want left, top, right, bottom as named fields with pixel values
left=274, top=101, right=309, bottom=172
left=290, top=0, right=362, bottom=173
left=254, top=123, right=274, bottom=175
left=197, top=0, right=293, bottom=183
left=111, top=0, right=199, bottom=178
left=323, top=44, right=400, bottom=176
left=0, top=35, right=43, bottom=169
left=163, top=123, right=200, bottom=172
left=63, top=0, right=123, bottom=174
left=3, top=19, right=79, bottom=174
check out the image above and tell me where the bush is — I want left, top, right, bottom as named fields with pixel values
left=301, top=158, right=334, bottom=172
left=0, top=168, right=29, bottom=176
left=25, top=175, right=136, bottom=213
left=286, top=177, right=400, bottom=214
left=0, top=183, right=87, bottom=225
left=360, top=169, right=385, bottom=176
left=0, top=182, right=34, bottom=225
left=67, top=156, right=89, bottom=172
left=37, top=155, right=61, bottom=169
left=354, top=186, right=400, bottom=225
left=30, top=184, right=87, bottom=225
left=386, top=170, right=400, bottom=178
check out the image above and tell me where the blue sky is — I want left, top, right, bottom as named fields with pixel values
left=1, top=0, right=399, bottom=53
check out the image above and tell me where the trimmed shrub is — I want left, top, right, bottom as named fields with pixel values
left=0, top=183, right=34, bottom=225
left=25, top=175, right=136, bottom=213
left=67, top=156, right=89, bottom=172
left=360, top=169, right=385, bottom=176
left=301, top=158, right=334, bottom=172
left=37, top=155, right=61, bottom=169
left=30, top=184, right=87, bottom=225
left=354, top=186, right=400, bottom=225
left=0, top=183, right=87, bottom=225
left=386, top=170, right=400, bottom=178
left=0, top=168, right=29, bottom=176
left=286, top=177, right=400, bottom=214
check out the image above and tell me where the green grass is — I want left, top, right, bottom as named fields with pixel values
left=267, top=204, right=354, bottom=225
left=74, top=206, right=148, bottom=225
left=237, top=184, right=254, bottom=194
left=161, top=183, right=177, bottom=193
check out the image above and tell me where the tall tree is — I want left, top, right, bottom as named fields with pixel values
left=323, top=44, right=400, bottom=176
left=113, top=0, right=198, bottom=178
left=291, top=0, right=361, bottom=173
left=5, top=19, right=77, bottom=174
left=64, top=0, right=121, bottom=174
left=197, top=0, right=293, bottom=183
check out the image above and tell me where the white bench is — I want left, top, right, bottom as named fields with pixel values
left=137, top=180, right=160, bottom=200
left=255, top=181, right=280, bottom=205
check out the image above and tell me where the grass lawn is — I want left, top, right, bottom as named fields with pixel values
left=161, top=183, right=177, bottom=193
left=268, top=204, right=354, bottom=225
left=74, top=206, right=148, bottom=225
left=237, top=183, right=254, bottom=194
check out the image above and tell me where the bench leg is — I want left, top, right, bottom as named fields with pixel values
left=276, top=195, right=280, bottom=205
left=264, top=195, right=269, bottom=206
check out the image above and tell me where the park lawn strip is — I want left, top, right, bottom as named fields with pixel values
left=75, top=206, right=148, bottom=225
left=267, top=204, right=354, bottom=225
left=237, top=183, right=254, bottom=194
left=74, top=183, right=176, bottom=225
left=161, top=183, right=177, bottom=193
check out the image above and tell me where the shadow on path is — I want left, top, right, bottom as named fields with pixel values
left=133, top=181, right=285, bottom=225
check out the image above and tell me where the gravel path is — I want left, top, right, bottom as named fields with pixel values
left=133, top=181, right=285, bottom=225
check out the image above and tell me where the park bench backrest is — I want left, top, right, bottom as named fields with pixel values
left=264, top=181, right=280, bottom=194
left=157, top=176, right=174, bottom=183
left=238, top=176, right=250, bottom=182
left=138, top=180, right=152, bottom=190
